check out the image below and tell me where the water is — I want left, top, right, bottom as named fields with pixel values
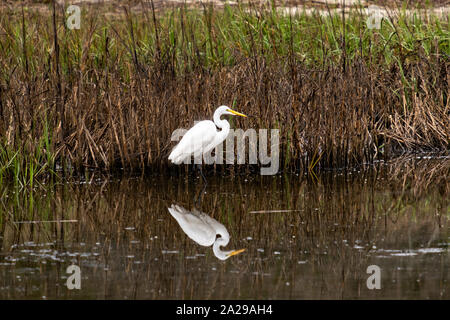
left=0, top=157, right=448, bottom=299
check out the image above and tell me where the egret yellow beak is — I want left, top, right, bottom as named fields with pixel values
left=227, top=109, right=247, bottom=118
left=226, top=248, right=246, bottom=257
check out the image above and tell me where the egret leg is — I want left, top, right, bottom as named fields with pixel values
left=193, top=165, right=207, bottom=206
left=197, top=164, right=207, bottom=185
left=194, top=183, right=207, bottom=207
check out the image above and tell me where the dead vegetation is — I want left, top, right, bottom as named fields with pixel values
left=0, top=1, right=448, bottom=177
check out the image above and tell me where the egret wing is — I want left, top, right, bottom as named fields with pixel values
left=168, top=205, right=217, bottom=246
left=168, top=121, right=217, bottom=164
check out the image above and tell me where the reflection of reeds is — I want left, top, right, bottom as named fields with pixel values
left=384, top=154, right=450, bottom=198
left=0, top=160, right=447, bottom=299
left=0, top=3, right=448, bottom=177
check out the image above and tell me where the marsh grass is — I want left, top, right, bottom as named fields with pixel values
left=0, top=1, right=448, bottom=177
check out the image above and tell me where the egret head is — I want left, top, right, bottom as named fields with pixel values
left=214, top=246, right=246, bottom=261
left=217, top=105, right=247, bottom=118
left=213, top=235, right=246, bottom=260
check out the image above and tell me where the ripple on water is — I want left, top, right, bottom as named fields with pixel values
left=161, top=250, right=179, bottom=254
left=373, top=247, right=446, bottom=257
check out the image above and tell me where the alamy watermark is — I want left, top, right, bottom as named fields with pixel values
left=366, top=5, right=385, bottom=30
left=66, top=264, right=81, bottom=290
left=171, top=127, right=280, bottom=175
left=66, top=5, right=81, bottom=30
left=366, top=265, right=381, bottom=290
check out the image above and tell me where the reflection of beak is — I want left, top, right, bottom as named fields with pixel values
left=226, top=248, right=246, bottom=257
left=227, top=109, right=247, bottom=118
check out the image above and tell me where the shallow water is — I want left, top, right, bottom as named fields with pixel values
left=0, top=157, right=448, bottom=299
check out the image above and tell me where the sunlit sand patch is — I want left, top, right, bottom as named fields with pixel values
left=7, top=1, right=450, bottom=18
left=276, top=5, right=450, bottom=17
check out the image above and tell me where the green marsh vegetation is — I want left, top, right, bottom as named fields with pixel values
left=0, top=1, right=448, bottom=181
left=0, top=1, right=448, bottom=300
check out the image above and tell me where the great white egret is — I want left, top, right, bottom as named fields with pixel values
left=168, top=204, right=245, bottom=260
left=168, top=105, right=247, bottom=181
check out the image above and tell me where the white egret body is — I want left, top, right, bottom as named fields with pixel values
left=168, top=106, right=247, bottom=165
left=168, top=204, right=245, bottom=260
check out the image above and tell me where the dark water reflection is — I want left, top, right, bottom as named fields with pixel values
left=0, top=157, right=448, bottom=299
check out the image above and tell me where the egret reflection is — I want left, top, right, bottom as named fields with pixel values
left=168, top=204, right=245, bottom=260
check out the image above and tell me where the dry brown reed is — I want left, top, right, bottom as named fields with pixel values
left=0, top=2, right=448, bottom=176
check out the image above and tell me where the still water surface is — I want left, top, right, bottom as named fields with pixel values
left=0, top=157, right=448, bottom=299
